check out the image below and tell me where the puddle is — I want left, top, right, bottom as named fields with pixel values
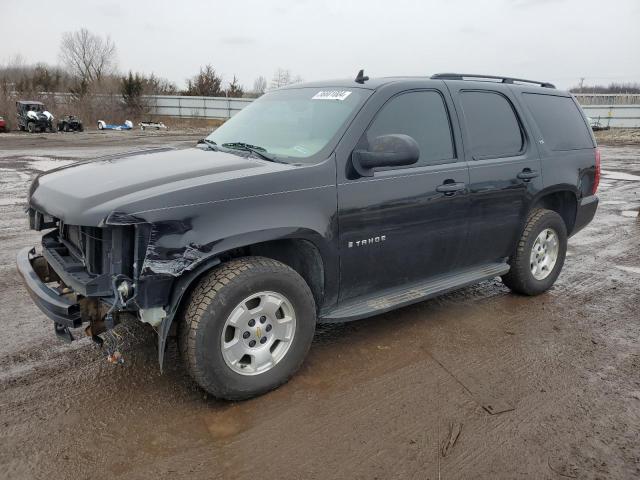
left=26, top=159, right=75, bottom=171
left=204, top=404, right=255, bottom=442
left=621, top=210, right=639, bottom=218
left=601, top=170, right=640, bottom=181
left=0, top=198, right=24, bottom=206
left=615, top=265, right=640, bottom=275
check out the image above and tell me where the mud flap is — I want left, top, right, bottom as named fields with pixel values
left=157, top=315, right=173, bottom=373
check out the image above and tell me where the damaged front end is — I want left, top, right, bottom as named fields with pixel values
left=17, top=207, right=198, bottom=368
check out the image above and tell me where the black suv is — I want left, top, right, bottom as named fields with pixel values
left=18, top=73, right=599, bottom=400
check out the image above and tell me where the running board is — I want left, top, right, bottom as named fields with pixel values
left=319, top=263, right=509, bottom=323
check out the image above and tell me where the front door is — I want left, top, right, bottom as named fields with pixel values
left=337, top=89, right=471, bottom=302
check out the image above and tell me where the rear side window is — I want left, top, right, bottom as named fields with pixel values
left=460, top=91, right=524, bottom=158
left=522, top=93, right=593, bottom=151
left=365, top=91, right=455, bottom=167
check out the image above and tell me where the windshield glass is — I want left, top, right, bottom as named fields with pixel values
left=206, top=87, right=368, bottom=162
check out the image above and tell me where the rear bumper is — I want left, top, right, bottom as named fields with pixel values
left=16, top=247, right=82, bottom=329
left=572, top=195, right=599, bottom=236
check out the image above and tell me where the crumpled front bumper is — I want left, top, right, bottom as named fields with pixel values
left=16, top=246, right=81, bottom=340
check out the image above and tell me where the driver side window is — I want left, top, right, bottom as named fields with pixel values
left=364, top=91, right=455, bottom=168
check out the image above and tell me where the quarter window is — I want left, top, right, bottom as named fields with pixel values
left=364, top=91, right=455, bottom=168
left=460, top=91, right=524, bottom=158
left=522, top=93, right=593, bottom=151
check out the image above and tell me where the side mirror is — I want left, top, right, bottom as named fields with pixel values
left=351, top=134, right=419, bottom=177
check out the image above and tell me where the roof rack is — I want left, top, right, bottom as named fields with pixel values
left=431, top=73, right=555, bottom=89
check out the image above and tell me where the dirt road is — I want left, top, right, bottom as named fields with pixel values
left=1, top=131, right=639, bottom=480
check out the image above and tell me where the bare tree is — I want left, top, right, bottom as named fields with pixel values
left=270, top=68, right=291, bottom=89
left=59, top=28, right=117, bottom=85
left=144, top=73, right=177, bottom=95
left=252, top=75, right=267, bottom=95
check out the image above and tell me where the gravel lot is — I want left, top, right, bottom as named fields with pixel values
left=0, top=130, right=639, bottom=480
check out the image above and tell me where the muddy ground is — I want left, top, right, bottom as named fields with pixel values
left=0, top=130, right=639, bottom=480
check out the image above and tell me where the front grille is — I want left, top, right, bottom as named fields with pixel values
left=61, top=224, right=104, bottom=274
left=65, top=225, right=82, bottom=251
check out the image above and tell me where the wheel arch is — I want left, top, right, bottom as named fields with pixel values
left=530, top=186, right=579, bottom=235
left=156, top=230, right=332, bottom=370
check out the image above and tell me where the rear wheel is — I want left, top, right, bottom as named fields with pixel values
left=502, top=208, right=567, bottom=296
left=27, top=122, right=35, bottom=133
left=178, top=257, right=316, bottom=400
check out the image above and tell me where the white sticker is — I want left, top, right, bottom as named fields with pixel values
left=312, top=90, right=352, bottom=101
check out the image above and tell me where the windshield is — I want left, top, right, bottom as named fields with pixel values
left=206, top=87, right=369, bottom=163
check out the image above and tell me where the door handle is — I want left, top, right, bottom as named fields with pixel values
left=517, top=169, right=539, bottom=181
left=436, top=182, right=466, bottom=195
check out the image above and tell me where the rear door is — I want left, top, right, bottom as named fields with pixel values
left=446, top=82, right=543, bottom=267
left=336, top=87, right=471, bottom=301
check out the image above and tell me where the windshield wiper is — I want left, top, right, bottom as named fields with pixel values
left=221, top=142, right=283, bottom=163
left=201, top=138, right=219, bottom=150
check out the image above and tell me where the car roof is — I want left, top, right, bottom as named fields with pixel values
left=282, top=75, right=565, bottom=95
left=281, top=77, right=434, bottom=91
left=17, top=100, right=44, bottom=105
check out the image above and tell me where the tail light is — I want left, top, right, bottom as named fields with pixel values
left=592, top=148, right=601, bottom=194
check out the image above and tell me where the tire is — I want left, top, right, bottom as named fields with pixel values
left=78, top=124, right=84, bottom=132
left=27, top=122, right=35, bottom=133
left=502, top=208, right=567, bottom=296
left=178, top=257, right=316, bottom=400
left=64, top=123, right=70, bottom=132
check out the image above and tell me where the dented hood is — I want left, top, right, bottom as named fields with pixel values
left=29, top=147, right=295, bottom=225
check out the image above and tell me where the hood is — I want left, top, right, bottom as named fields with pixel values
left=30, top=147, right=294, bottom=226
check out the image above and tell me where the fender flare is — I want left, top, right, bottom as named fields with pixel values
left=156, top=255, right=221, bottom=370
left=524, top=185, right=580, bottom=235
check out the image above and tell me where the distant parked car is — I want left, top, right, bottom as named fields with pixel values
left=57, top=115, right=84, bottom=132
left=16, top=101, right=55, bottom=133
left=0, top=115, right=7, bottom=132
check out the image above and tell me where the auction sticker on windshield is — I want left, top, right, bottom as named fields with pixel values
left=312, top=90, right=352, bottom=101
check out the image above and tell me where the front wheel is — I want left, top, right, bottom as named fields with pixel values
left=178, top=257, right=316, bottom=400
left=502, top=208, right=567, bottom=296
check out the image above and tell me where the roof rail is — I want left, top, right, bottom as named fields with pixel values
left=431, top=73, right=555, bottom=89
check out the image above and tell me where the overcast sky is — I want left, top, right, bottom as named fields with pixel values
left=2, top=0, right=639, bottom=90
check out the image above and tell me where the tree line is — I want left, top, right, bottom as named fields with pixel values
left=0, top=28, right=303, bottom=110
left=570, top=82, right=640, bottom=94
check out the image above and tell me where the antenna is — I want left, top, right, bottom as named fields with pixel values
left=355, top=69, right=369, bottom=84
